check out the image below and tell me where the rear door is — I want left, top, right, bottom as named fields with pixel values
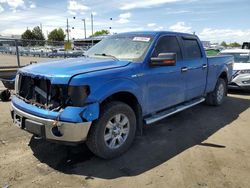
left=145, top=35, right=186, bottom=113
left=180, top=36, right=207, bottom=100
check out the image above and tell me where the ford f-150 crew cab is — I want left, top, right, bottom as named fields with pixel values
left=11, top=31, right=233, bottom=159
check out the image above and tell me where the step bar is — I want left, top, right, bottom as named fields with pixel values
left=144, top=97, right=205, bottom=125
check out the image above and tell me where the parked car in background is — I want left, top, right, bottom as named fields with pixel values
left=220, top=49, right=250, bottom=90
left=11, top=31, right=233, bottom=159
left=242, top=42, right=250, bottom=49
left=19, top=47, right=30, bottom=56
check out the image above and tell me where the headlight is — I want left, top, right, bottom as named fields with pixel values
left=239, top=69, right=250, bottom=74
left=68, top=85, right=90, bottom=107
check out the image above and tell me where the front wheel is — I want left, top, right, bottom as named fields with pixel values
left=86, top=101, right=136, bottom=159
left=206, top=78, right=227, bottom=106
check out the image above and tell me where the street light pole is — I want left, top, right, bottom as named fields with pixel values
left=91, top=13, right=94, bottom=46
left=66, top=18, right=69, bottom=42
left=82, top=19, right=86, bottom=39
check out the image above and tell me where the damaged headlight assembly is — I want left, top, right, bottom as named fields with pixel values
left=68, top=85, right=90, bottom=107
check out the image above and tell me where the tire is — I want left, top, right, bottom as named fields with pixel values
left=86, top=101, right=137, bottom=159
left=205, top=78, right=227, bottom=106
left=0, top=90, right=11, bottom=102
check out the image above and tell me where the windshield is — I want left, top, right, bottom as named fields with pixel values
left=220, top=53, right=250, bottom=63
left=85, top=35, right=154, bottom=62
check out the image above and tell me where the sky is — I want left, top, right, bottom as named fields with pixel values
left=0, top=0, right=250, bottom=43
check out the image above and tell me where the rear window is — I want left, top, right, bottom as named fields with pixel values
left=182, top=38, right=202, bottom=59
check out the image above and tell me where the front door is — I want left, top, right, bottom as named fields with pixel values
left=145, top=35, right=186, bottom=114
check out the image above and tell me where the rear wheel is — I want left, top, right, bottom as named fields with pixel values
left=86, top=101, right=136, bottom=159
left=206, top=78, right=227, bottom=106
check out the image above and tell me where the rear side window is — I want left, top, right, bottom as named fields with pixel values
left=153, top=36, right=182, bottom=60
left=182, top=38, right=202, bottom=59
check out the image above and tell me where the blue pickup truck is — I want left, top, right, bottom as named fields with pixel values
left=11, top=31, right=233, bottom=158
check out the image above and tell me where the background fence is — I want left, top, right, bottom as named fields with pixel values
left=0, top=38, right=96, bottom=68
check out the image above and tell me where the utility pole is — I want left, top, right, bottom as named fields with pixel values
left=66, top=18, right=69, bottom=42
left=40, top=23, right=43, bottom=34
left=82, top=19, right=86, bottom=39
left=91, top=13, right=94, bottom=46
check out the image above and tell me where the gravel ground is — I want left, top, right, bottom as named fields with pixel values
left=0, top=92, right=250, bottom=188
left=0, top=54, right=61, bottom=67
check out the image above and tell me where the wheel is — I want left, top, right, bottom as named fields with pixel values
left=86, top=101, right=136, bottom=159
left=206, top=78, right=227, bottom=106
left=0, top=90, right=11, bottom=101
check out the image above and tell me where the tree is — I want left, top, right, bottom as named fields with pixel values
left=21, top=29, right=34, bottom=40
left=220, top=41, right=227, bottom=47
left=21, top=26, right=45, bottom=46
left=48, top=28, right=66, bottom=44
left=32, top=26, right=45, bottom=41
left=32, top=26, right=45, bottom=45
left=21, top=29, right=35, bottom=46
left=90, top=30, right=110, bottom=37
left=229, top=42, right=241, bottom=48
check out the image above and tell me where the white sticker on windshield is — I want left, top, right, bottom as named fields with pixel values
left=133, top=37, right=150, bottom=42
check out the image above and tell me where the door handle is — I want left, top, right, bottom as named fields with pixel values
left=181, top=67, right=188, bottom=72
left=202, top=64, right=207, bottom=69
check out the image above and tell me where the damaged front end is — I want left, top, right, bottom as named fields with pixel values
left=11, top=72, right=99, bottom=143
left=15, top=73, right=68, bottom=111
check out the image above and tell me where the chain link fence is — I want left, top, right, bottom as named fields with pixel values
left=0, top=38, right=96, bottom=68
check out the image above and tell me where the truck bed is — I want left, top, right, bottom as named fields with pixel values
left=206, top=55, right=234, bottom=93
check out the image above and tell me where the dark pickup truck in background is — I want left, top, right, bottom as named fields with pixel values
left=11, top=31, right=233, bottom=158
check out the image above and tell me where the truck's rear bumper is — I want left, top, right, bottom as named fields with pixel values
left=11, top=97, right=94, bottom=143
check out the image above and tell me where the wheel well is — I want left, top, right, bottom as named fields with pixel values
left=219, top=71, right=228, bottom=94
left=101, top=92, right=143, bottom=135
left=219, top=71, right=228, bottom=83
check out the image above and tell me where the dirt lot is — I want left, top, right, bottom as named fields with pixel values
left=0, top=92, right=250, bottom=188
left=0, top=54, right=60, bottom=67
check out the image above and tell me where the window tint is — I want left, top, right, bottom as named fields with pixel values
left=182, top=38, right=202, bottom=59
left=153, top=36, right=182, bottom=60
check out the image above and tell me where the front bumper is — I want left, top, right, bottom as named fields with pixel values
left=229, top=73, right=250, bottom=90
left=11, top=96, right=99, bottom=143
left=11, top=103, right=92, bottom=143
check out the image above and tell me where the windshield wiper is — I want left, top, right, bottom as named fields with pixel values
left=94, top=53, right=119, bottom=61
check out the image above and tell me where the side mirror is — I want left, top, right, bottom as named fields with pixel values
left=150, top=53, right=177, bottom=66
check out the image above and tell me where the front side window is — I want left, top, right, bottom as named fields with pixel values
left=182, top=38, right=202, bottom=59
left=152, top=36, right=182, bottom=60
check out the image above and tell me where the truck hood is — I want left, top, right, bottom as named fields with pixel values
left=19, top=57, right=131, bottom=84
left=233, top=63, right=250, bottom=71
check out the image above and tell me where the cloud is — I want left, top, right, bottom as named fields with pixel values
left=154, top=26, right=164, bottom=31
left=0, top=0, right=25, bottom=11
left=29, top=2, right=36, bottom=9
left=147, top=23, right=164, bottom=31
left=169, top=22, right=192, bottom=33
left=92, top=11, right=97, bottom=16
left=120, top=0, right=187, bottom=10
left=147, top=23, right=156, bottom=27
left=165, top=10, right=191, bottom=15
left=0, top=5, right=4, bottom=13
left=117, top=12, right=131, bottom=24
left=67, top=0, right=90, bottom=15
left=198, top=28, right=250, bottom=43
